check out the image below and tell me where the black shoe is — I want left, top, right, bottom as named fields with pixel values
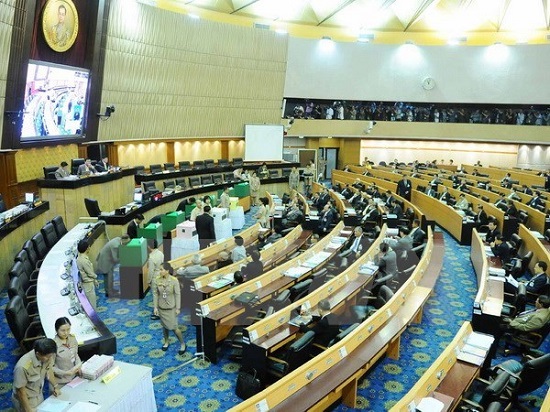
left=178, top=344, right=186, bottom=355
left=162, top=343, right=169, bottom=351
left=150, top=314, right=160, bottom=320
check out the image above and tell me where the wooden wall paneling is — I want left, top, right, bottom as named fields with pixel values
left=107, top=143, right=118, bottom=166
left=166, top=142, right=175, bottom=164
left=220, top=141, right=229, bottom=161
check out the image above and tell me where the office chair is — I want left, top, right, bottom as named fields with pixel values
left=163, top=180, right=175, bottom=190
left=493, top=353, right=550, bottom=411
left=351, top=285, right=394, bottom=322
left=142, top=181, right=158, bottom=193
left=217, top=159, right=229, bottom=167
left=271, top=289, right=291, bottom=311
left=502, top=321, right=550, bottom=357
left=224, top=172, right=234, bottom=182
left=189, top=177, right=201, bottom=188
left=201, top=175, right=213, bottom=185
left=391, top=265, right=416, bottom=291
left=149, top=164, right=163, bottom=174
left=84, top=198, right=102, bottom=217
left=134, top=165, right=145, bottom=175
left=0, top=194, right=6, bottom=213
left=164, top=162, right=175, bottom=172
left=267, top=331, right=315, bottom=379
left=8, top=261, right=38, bottom=294
left=175, top=178, right=187, bottom=189
left=281, top=168, right=291, bottom=177
left=193, top=160, right=205, bottom=170
left=308, top=268, right=328, bottom=292
left=312, top=323, right=360, bottom=354
left=225, top=307, right=274, bottom=360
left=289, top=279, right=313, bottom=302
left=22, top=240, right=43, bottom=269
left=13, top=250, right=40, bottom=282
left=212, top=174, right=223, bottom=184
left=5, top=295, right=45, bottom=351
left=51, top=215, right=68, bottom=238
left=7, top=277, right=38, bottom=316
left=269, top=169, right=279, bottom=178
left=458, top=370, right=512, bottom=412
left=31, top=232, right=49, bottom=260
left=40, top=222, right=58, bottom=249
left=204, top=159, right=215, bottom=169
left=71, top=158, right=85, bottom=175
left=43, top=165, right=58, bottom=179
left=232, top=158, right=243, bottom=168
left=517, top=210, right=529, bottom=226
left=501, top=283, right=526, bottom=318
left=178, top=161, right=191, bottom=171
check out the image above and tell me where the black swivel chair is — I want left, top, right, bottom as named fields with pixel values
left=204, top=159, right=215, bottom=169
left=8, top=277, right=38, bottom=316
left=13, top=250, right=40, bottom=282
left=269, top=169, right=279, bottom=178
left=143, top=181, right=158, bottom=194
left=212, top=174, right=223, bottom=184
left=224, top=172, right=234, bottom=182
left=289, top=279, right=313, bottom=302
left=193, top=160, right=205, bottom=170
left=31, top=232, right=49, bottom=261
left=352, top=285, right=394, bottom=322
left=458, top=370, right=512, bottom=411
left=43, top=166, right=58, bottom=179
left=51, top=215, right=68, bottom=238
left=163, top=180, right=175, bottom=190
left=22, top=240, right=43, bottom=269
left=232, top=158, right=243, bottom=168
left=40, top=222, right=59, bottom=249
left=502, top=321, right=550, bottom=357
left=0, top=194, right=6, bottom=213
left=175, top=178, right=187, bottom=188
left=134, top=165, right=145, bottom=175
left=71, top=158, right=85, bottom=175
left=201, top=175, right=213, bottom=185
left=217, top=159, right=229, bottom=167
left=267, top=331, right=316, bottom=379
left=84, top=198, right=102, bottom=217
left=178, top=161, right=191, bottom=171
left=164, top=163, right=175, bottom=172
left=149, top=164, right=163, bottom=174
left=5, top=295, right=45, bottom=351
left=189, top=177, right=201, bottom=188
left=8, top=261, right=38, bottom=292
left=312, top=323, right=360, bottom=354
left=492, top=353, right=550, bottom=411
left=282, top=168, right=291, bottom=177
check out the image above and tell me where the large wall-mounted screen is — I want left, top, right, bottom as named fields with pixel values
left=21, top=60, right=90, bottom=143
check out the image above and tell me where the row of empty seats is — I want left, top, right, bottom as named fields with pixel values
left=148, top=158, right=242, bottom=174
left=5, top=216, right=68, bottom=352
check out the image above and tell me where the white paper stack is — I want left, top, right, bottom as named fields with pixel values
left=283, top=266, right=310, bottom=278
left=81, top=355, right=114, bottom=380
left=488, top=267, right=506, bottom=276
left=457, top=332, right=494, bottom=366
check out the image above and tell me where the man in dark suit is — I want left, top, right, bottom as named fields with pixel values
left=396, top=176, right=412, bottom=201
left=385, top=226, right=413, bottom=259
left=195, top=205, right=216, bottom=249
left=318, top=202, right=336, bottom=234
left=439, top=187, right=451, bottom=203
left=313, top=187, right=330, bottom=210
left=299, top=299, right=340, bottom=347
left=361, top=198, right=380, bottom=224
left=387, top=198, right=403, bottom=220
left=127, top=213, right=144, bottom=239
left=338, top=226, right=370, bottom=266
left=384, top=191, right=395, bottom=207
left=77, top=158, right=97, bottom=176
left=374, top=242, right=397, bottom=281
left=408, top=219, right=426, bottom=247
left=494, top=193, right=508, bottom=211
left=341, top=184, right=353, bottom=199
left=505, top=200, right=518, bottom=218
left=527, top=191, right=544, bottom=209
left=95, top=156, right=110, bottom=172
left=485, top=220, right=501, bottom=243
left=241, top=250, right=263, bottom=280
left=475, top=204, right=489, bottom=229
left=522, top=185, right=533, bottom=195
left=490, top=235, right=514, bottom=264
left=425, top=185, right=437, bottom=198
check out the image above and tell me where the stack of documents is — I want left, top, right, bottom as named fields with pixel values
left=488, top=267, right=506, bottom=277
left=289, top=314, right=312, bottom=327
left=327, top=236, right=348, bottom=250
left=484, top=246, right=495, bottom=257
left=81, top=355, right=114, bottom=380
left=358, top=262, right=378, bottom=276
left=283, top=266, right=310, bottom=278
left=302, top=251, right=332, bottom=268
left=457, top=332, right=494, bottom=365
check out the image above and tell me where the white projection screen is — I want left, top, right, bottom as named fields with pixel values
left=244, top=124, right=284, bottom=162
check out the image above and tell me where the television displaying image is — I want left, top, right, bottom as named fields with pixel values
left=21, top=60, right=90, bottom=142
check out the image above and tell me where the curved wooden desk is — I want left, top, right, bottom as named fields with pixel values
left=37, top=222, right=115, bottom=360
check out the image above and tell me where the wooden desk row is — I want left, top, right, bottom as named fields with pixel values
left=240, top=225, right=389, bottom=381
left=197, top=221, right=350, bottom=363
left=230, top=227, right=440, bottom=412
left=462, top=164, right=546, bottom=189
left=390, top=321, right=483, bottom=412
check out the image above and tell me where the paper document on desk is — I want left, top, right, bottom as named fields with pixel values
left=37, top=398, right=71, bottom=412
left=283, top=266, right=310, bottom=278
left=359, top=262, right=377, bottom=276
left=208, top=278, right=233, bottom=289
left=484, top=246, right=495, bottom=257
left=416, top=397, right=444, bottom=412
left=530, top=230, right=544, bottom=239
left=488, top=267, right=505, bottom=276
left=457, top=351, right=485, bottom=366
left=506, top=275, right=519, bottom=288
left=302, top=251, right=332, bottom=267
left=289, top=314, right=312, bottom=327
left=461, top=343, right=488, bottom=358
left=465, top=331, right=494, bottom=350
left=67, top=401, right=101, bottom=411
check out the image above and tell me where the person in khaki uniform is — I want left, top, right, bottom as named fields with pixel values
left=153, top=262, right=186, bottom=355
left=12, top=338, right=60, bottom=412
left=76, top=239, right=98, bottom=310
left=52, top=317, right=82, bottom=388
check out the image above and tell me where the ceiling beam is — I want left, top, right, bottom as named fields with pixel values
left=404, top=0, right=441, bottom=31
left=231, top=0, right=261, bottom=14
left=317, top=0, right=358, bottom=26
left=544, top=0, right=550, bottom=29
left=496, top=0, right=512, bottom=31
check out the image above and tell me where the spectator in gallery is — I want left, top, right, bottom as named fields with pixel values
left=325, top=105, right=334, bottom=120
left=54, top=161, right=71, bottom=179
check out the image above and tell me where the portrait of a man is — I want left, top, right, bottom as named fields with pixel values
left=42, top=0, right=79, bottom=52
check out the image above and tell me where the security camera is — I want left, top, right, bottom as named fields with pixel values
left=364, top=120, right=375, bottom=134
left=97, top=105, right=115, bottom=120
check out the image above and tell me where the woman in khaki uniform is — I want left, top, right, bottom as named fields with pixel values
left=76, top=239, right=98, bottom=311
left=249, top=172, right=261, bottom=206
left=153, top=263, right=186, bottom=354
left=53, top=317, right=82, bottom=387
left=288, top=166, right=300, bottom=191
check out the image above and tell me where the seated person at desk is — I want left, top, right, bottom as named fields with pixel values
left=77, top=158, right=97, bottom=176
left=312, top=187, right=330, bottom=210
left=522, top=184, right=533, bottom=195
left=341, top=184, right=353, bottom=199
left=299, top=299, right=340, bottom=347
left=361, top=197, right=380, bottom=224
left=318, top=201, right=336, bottom=235
left=504, top=261, right=549, bottom=295
left=494, top=193, right=508, bottom=211
left=233, top=167, right=244, bottom=181
left=233, top=270, right=244, bottom=285
left=408, top=219, right=426, bottom=247
left=454, top=193, right=470, bottom=212
left=490, top=236, right=514, bottom=264
left=505, top=199, right=518, bottom=218
left=95, top=156, right=111, bottom=172
left=52, top=317, right=82, bottom=388
left=527, top=191, right=544, bottom=209
left=176, top=254, right=210, bottom=280
left=484, top=220, right=501, bottom=243
left=127, top=213, right=144, bottom=239
left=374, top=243, right=397, bottom=282
left=438, top=186, right=451, bottom=203
left=425, top=184, right=437, bottom=198
left=258, top=162, right=269, bottom=179
left=54, top=161, right=71, bottom=179
left=386, top=198, right=403, bottom=220
left=241, top=250, right=263, bottom=280
left=282, top=203, right=304, bottom=228
left=231, top=236, right=247, bottom=262
left=12, top=338, right=60, bottom=411
left=217, top=251, right=233, bottom=269
left=475, top=204, right=489, bottom=228
left=338, top=226, right=370, bottom=267
left=507, top=187, right=522, bottom=202
left=384, top=226, right=413, bottom=258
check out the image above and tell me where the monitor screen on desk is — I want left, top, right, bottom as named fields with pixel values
left=25, top=193, right=34, bottom=203
left=134, top=192, right=143, bottom=203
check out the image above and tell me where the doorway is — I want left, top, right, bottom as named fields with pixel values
left=318, top=148, right=338, bottom=180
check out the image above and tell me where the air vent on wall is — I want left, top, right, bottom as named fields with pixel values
left=254, top=23, right=270, bottom=30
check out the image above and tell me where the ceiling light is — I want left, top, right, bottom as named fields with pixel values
left=447, top=35, right=467, bottom=45
left=275, top=28, right=288, bottom=35
left=358, top=33, right=374, bottom=43
left=188, top=13, right=199, bottom=19
left=405, top=40, right=415, bottom=45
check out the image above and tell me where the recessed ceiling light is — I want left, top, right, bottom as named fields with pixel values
left=188, top=13, right=199, bottom=19
left=321, top=36, right=332, bottom=41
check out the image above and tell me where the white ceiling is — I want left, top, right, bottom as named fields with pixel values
left=167, top=0, right=550, bottom=35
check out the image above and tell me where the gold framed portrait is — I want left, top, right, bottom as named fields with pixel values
left=41, top=0, right=79, bottom=52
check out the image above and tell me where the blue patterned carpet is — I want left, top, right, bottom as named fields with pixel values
left=0, top=216, right=548, bottom=411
